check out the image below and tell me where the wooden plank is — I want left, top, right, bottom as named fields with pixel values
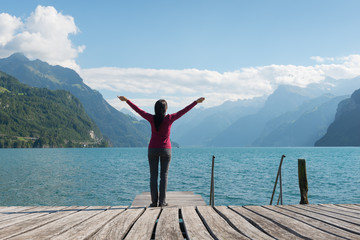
left=137, top=191, right=195, bottom=195
left=0, top=206, right=37, bottom=221
left=330, top=204, right=360, bottom=213
left=286, top=205, right=360, bottom=234
left=314, top=204, right=360, bottom=219
left=214, top=206, right=274, bottom=240
left=229, top=206, right=303, bottom=240
left=143, top=191, right=197, bottom=195
left=0, top=206, right=56, bottom=214
left=181, top=206, right=213, bottom=240
left=155, top=207, right=183, bottom=240
left=265, top=205, right=360, bottom=240
left=296, top=204, right=360, bottom=225
left=132, top=191, right=206, bottom=207
left=10, top=206, right=108, bottom=240
left=0, top=206, right=11, bottom=211
left=0, top=206, right=85, bottom=239
left=134, top=196, right=204, bottom=201
left=134, top=191, right=198, bottom=199
left=340, top=204, right=360, bottom=211
left=0, top=206, right=30, bottom=213
left=196, top=206, right=249, bottom=239
left=0, top=206, right=44, bottom=222
left=133, top=198, right=205, bottom=203
left=135, top=192, right=202, bottom=197
left=90, top=207, right=145, bottom=240
left=51, top=206, right=127, bottom=240
left=0, top=206, right=67, bottom=229
left=134, top=196, right=205, bottom=200
left=0, top=206, right=37, bottom=213
left=124, top=207, right=161, bottom=240
left=245, top=205, right=342, bottom=240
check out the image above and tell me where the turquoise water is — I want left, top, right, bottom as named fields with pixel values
left=0, top=147, right=359, bottom=206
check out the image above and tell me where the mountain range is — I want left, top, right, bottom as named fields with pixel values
left=1, top=53, right=359, bottom=147
left=171, top=96, right=266, bottom=146
left=0, top=53, right=150, bottom=147
left=252, top=94, right=347, bottom=146
left=172, top=81, right=358, bottom=147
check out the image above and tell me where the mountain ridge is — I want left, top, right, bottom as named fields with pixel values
left=315, top=88, right=360, bottom=146
left=208, top=85, right=314, bottom=147
left=0, top=53, right=150, bottom=147
left=253, top=94, right=348, bottom=146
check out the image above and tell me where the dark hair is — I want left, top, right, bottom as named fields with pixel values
left=154, top=99, right=167, bottom=131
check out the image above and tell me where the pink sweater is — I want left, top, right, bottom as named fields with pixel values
left=126, top=100, right=197, bottom=148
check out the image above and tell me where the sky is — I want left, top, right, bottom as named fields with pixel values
left=1, top=0, right=360, bottom=113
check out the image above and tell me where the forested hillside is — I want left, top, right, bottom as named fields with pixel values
left=0, top=53, right=150, bottom=147
left=0, top=71, right=108, bottom=148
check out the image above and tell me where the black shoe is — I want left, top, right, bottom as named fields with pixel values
left=149, top=202, right=158, bottom=207
left=159, top=202, right=168, bottom=207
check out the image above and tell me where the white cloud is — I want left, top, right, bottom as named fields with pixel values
left=0, top=5, right=84, bottom=71
left=311, top=56, right=325, bottom=63
left=310, top=56, right=335, bottom=63
left=80, top=67, right=274, bottom=109
left=313, top=55, right=360, bottom=80
left=81, top=54, right=360, bottom=110
left=0, top=13, right=22, bottom=47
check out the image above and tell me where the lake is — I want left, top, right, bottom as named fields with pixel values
left=0, top=147, right=359, bottom=206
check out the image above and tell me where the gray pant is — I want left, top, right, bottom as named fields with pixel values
left=148, top=148, right=172, bottom=205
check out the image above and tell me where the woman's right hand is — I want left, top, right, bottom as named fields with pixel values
left=118, top=96, right=128, bottom=101
left=196, top=97, right=205, bottom=103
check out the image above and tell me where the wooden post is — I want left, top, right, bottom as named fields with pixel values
left=298, top=159, right=309, bottom=204
left=209, top=155, right=215, bottom=207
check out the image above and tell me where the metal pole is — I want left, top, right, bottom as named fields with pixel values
left=270, top=155, right=285, bottom=205
left=210, top=155, right=215, bottom=207
left=280, top=168, right=283, bottom=205
left=277, top=170, right=283, bottom=205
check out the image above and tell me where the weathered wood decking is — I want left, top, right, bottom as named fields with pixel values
left=132, top=191, right=207, bottom=207
left=0, top=194, right=359, bottom=239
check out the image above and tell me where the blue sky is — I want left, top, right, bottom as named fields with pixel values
left=1, top=0, right=360, bottom=112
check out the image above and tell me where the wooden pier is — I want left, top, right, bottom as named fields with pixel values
left=0, top=192, right=359, bottom=239
left=131, top=191, right=207, bottom=207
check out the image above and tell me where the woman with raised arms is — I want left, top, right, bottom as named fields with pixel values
left=118, top=96, right=205, bottom=207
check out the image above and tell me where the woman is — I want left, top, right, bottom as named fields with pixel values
left=118, top=96, right=205, bottom=207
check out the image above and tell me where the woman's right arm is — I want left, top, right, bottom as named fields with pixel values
left=118, top=96, right=152, bottom=121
